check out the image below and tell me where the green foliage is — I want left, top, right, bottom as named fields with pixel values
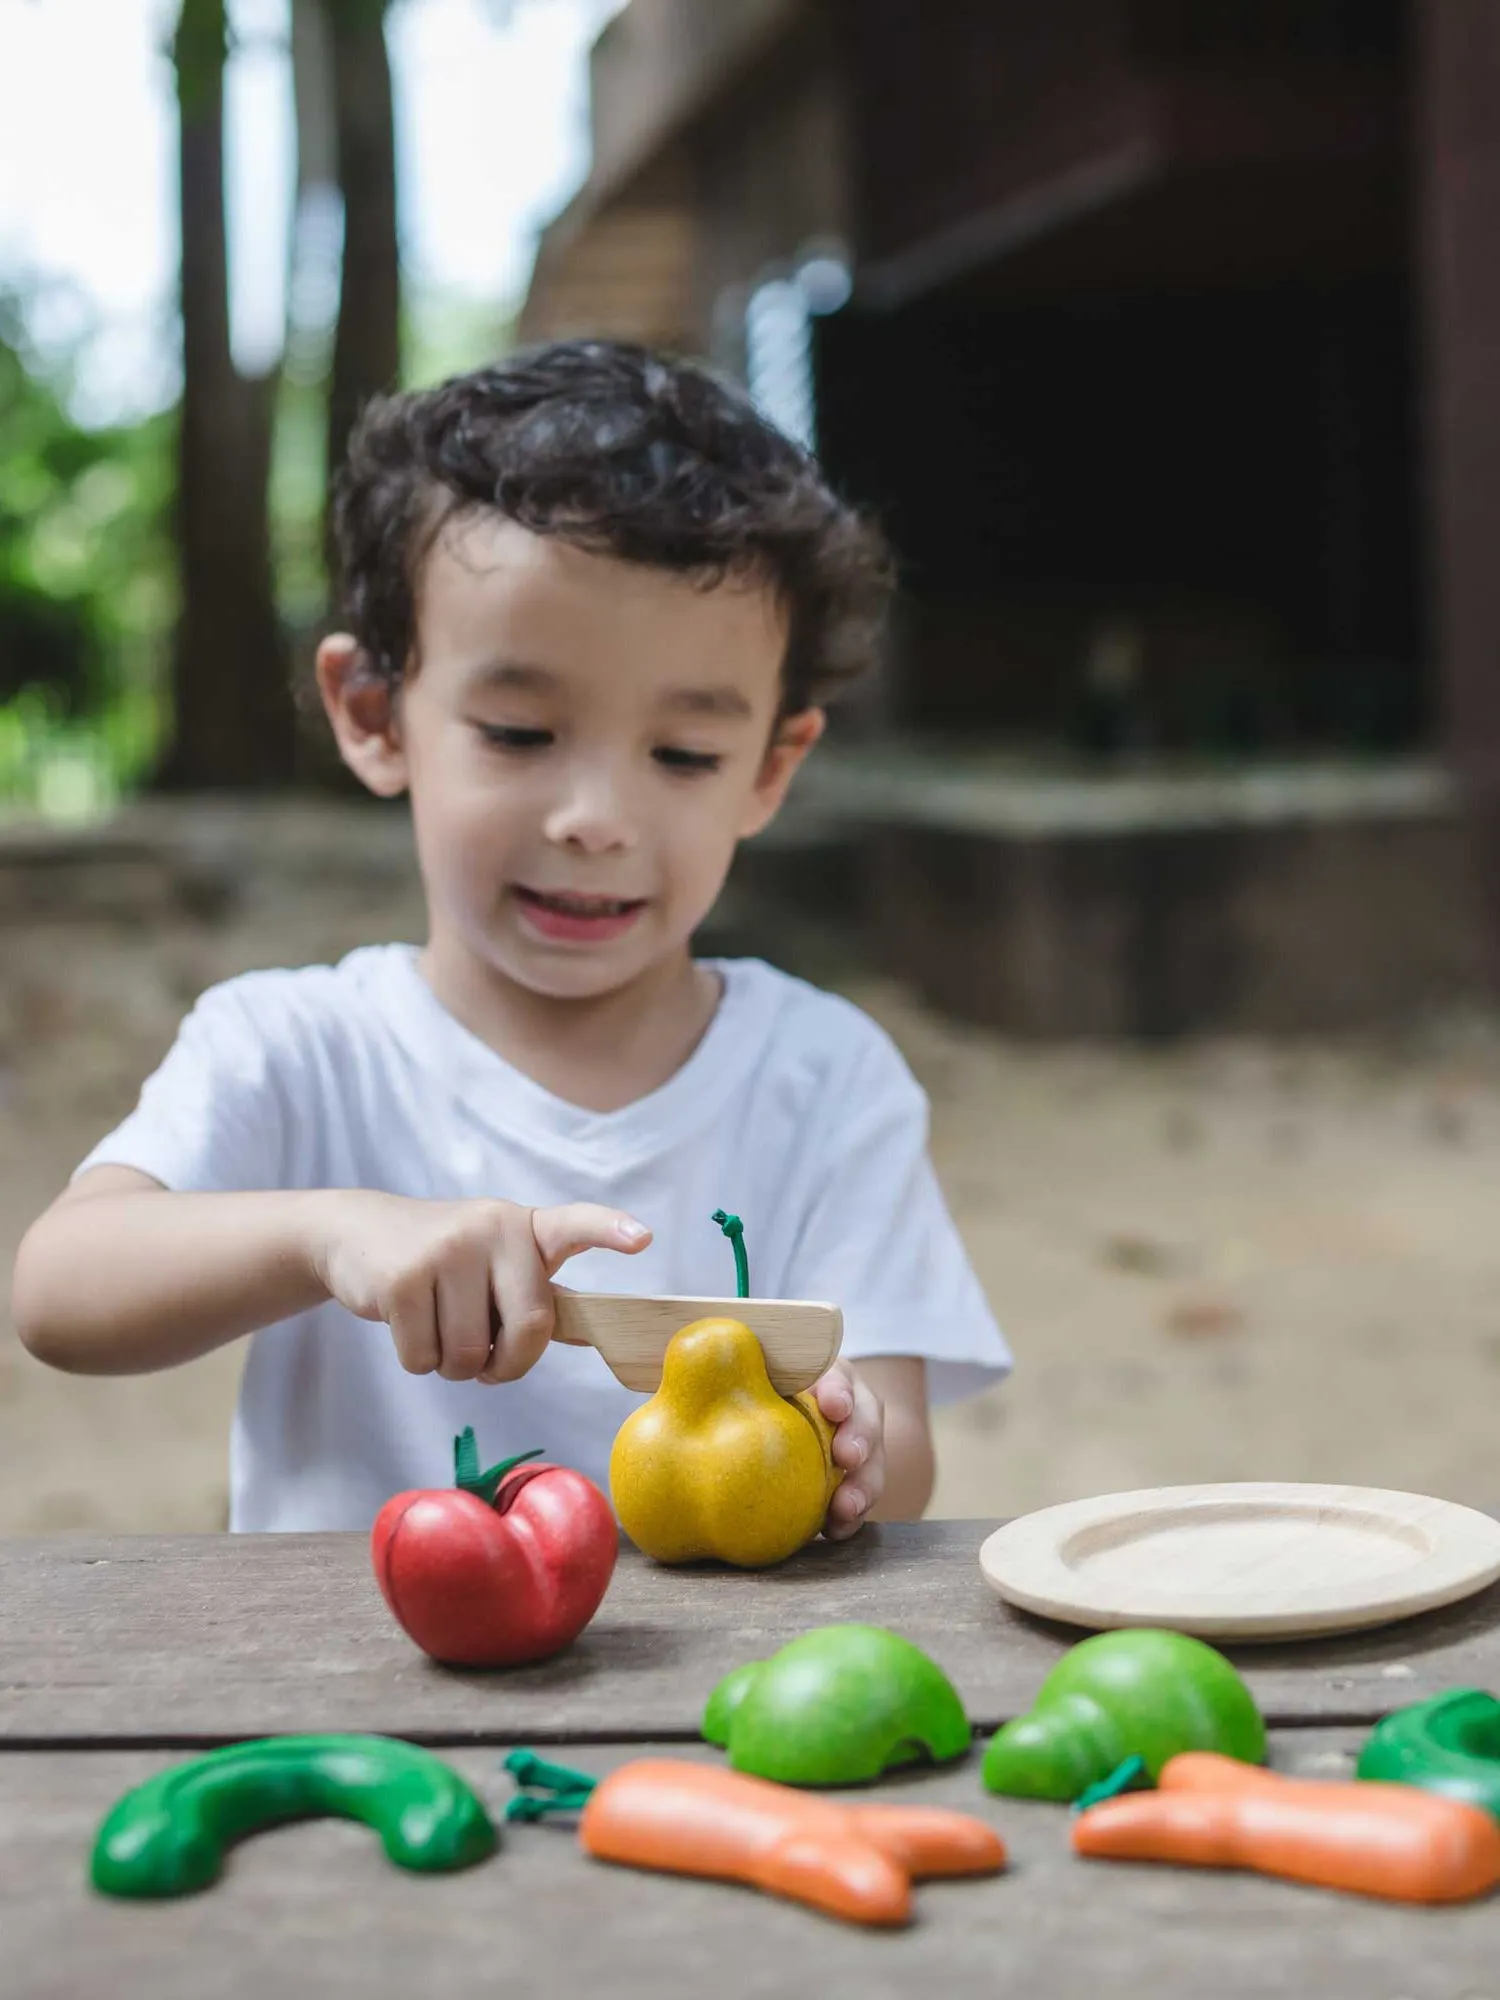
left=171, top=0, right=230, bottom=119
left=0, top=306, right=174, bottom=819
left=404, top=287, right=514, bottom=391
left=0, top=267, right=516, bottom=822
left=269, top=373, right=329, bottom=632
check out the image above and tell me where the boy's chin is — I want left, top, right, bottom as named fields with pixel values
left=488, top=936, right=668, bottom=1003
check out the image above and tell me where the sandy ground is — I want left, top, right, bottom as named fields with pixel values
left=3, top=803, right=1500, bottom=1532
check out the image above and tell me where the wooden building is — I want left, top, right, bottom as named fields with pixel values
left=521, top=1, right=1500, bottom=1035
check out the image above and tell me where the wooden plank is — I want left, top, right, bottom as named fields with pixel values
left=4, top=1732, right=1495, bottom=2000
left=845, top=0, right=1399, bottom=291
left=0, top=1525, right=1497, bottom=1744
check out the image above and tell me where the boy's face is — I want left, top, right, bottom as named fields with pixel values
left=319, top=516, right=822, bottom=1003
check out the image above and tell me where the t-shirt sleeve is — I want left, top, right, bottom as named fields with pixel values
left=778, top=1020, right=1012, bottom=1406
left=72, top=980, right=294, bottom=1194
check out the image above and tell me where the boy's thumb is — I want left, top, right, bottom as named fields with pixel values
left=531, top=1203, right=652, bottom=1276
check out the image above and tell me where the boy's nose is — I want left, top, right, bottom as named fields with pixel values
left=542, top=774, right=638, bottom=855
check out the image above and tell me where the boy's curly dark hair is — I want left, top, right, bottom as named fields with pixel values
left=330, top=339, right=894, bottom=717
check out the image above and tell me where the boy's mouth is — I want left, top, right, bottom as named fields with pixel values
left=513, top=885, right=648, bottom=945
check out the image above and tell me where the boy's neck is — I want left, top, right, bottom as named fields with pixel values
left=417, top=933, right=723, bottom=1114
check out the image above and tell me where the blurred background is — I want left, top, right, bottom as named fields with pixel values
left=3, top=0, right=1500, bottom=1533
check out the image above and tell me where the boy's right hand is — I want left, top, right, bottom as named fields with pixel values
left=310, top=1192, right=652, bottom=1385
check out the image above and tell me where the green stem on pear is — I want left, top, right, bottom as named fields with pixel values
left=712, top=1210, right=750, bottom=1298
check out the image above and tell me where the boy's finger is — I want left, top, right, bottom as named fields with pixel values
left=435, top=1258, right=494, bottom=1381
left=852, top=1372, right=885, bottom=1440
left=823, top=1483, right=869, bottom=1540
left=387, top=1280, right=440, bottom=1376
left=813, top=1366, right=855, bottom=1425
left=531, top=1203, right=652, bottom=1276
left=824, top=1372, right=884, bottom=1539
left=833, top=1423, right=870, bottom=1471
left=480, top=1237, right=555, bottom=1384
left=847, top=1376, right=887, bottom=1485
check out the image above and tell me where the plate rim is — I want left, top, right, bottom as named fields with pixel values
left=977, top=1481, right=1500, bottom=1639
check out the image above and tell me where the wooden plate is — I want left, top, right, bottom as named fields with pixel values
left=978, top=1482, right=1500, bottom=1641
left=550, top=1292, right=842, bottom=1396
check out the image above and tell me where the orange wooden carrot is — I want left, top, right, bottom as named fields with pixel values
left=579, top=1758, right=1006, bottom=1926
left=1156, top=1753, right=1298, bottom=1795
left=1073, top=1751, right=1500, bottom=1904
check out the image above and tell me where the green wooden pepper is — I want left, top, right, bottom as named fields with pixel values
left=1357, top=1690, right=1500, bottom=1819
left=91, top=1733, right=497, bottom=1897
left=982, top=1629, right=1266, bottom=1801
left=703, top=1624, right=971, bottom=1786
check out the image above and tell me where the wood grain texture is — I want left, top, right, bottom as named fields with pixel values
left=980, top=1484, right=1500, bottom=1639
left=551, top=1292, right=842, bottom=1393
left=1, top=1524, right=1498, bottom=1743
left=4, top=1733, right=1495, bottom=2000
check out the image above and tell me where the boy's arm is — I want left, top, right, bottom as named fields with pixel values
left=12, top=1168, right=650, bottom=1379
left=12, top=1168, right=338, bottom=1374
left=858, top=1358, right=935, bottom=1521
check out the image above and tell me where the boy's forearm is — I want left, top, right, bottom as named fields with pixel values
left=854, top=1359, right=936, bottom=1522
left=12, top=1190, right=336, bottom=1375
left=875, top=1405, right=936, bottom=1521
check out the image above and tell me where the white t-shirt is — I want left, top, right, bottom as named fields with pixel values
left=76, top=945, right=1010, bottom=1531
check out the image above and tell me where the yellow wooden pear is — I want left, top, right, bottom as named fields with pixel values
left=611, top=1316, right=841, bottom=1568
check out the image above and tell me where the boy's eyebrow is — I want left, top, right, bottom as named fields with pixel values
left=468, top=660, right=556, bottom=693
left=659, top=685, right=754, bottom=719
left=470, top=661, right=754, bottom=720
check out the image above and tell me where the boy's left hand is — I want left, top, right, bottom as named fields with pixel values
left=810, top=1361, right=885, bottom=1540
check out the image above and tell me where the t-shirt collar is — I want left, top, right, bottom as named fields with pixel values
left=367, top=943, right=782, bottom=1172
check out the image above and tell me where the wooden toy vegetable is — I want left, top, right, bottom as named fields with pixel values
left=610, top=1215, right=840, bottom=1568
left=372, top=1427, right=616, bottom=1666
left=92, top=1735, right=496, bottom=1898
left=1357, top=1689, right=1500, bottom=1819
left=1073, top=1751, right=1500, bottom=1904
left=703, top=1624, right=972, bottom=1786
left=982, top=1628, right=1266, bottom=1800
left=503, top=1750, right=1006, bottom=1926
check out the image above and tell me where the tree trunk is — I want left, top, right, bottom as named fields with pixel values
left=292, top=0, right=337, bottom=198
left=1418, top=0, right=1500, bottom=982
left=162, top=0, right=294, bottom=789
left=323, top=0, right=401, bottom=581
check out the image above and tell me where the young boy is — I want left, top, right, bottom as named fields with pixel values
left=12, top=340, right=1010, bottom=1536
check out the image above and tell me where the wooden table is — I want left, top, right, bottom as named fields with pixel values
left=4, top=1522, right=1498, bottom=1998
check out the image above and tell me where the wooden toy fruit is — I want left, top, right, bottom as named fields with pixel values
left=372, top=1427, right=617, bottom=1666
left=610, top=1316, right=840, bottom=1566
left=92, top=1735, right=496, bottom=1897
left=1074, top=1752, right=1500, bottom=1904
left=1357, top=1689, right=1500, bottom=1819
left=502, top=1750, right=1007, bottom=1927
left=704, top=1624, right=971, bottom=1785
left=981, top=1628, right=1266, bottom=1800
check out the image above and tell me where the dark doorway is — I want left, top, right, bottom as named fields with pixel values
left=815, top=271, right=1423, bottom=758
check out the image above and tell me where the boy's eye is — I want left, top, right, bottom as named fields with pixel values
left=479, top=725, right=553, bottom=752
left=654, top=746, right=723, bottom=774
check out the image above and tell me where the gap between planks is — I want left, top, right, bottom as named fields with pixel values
left=0, top=1711, right=1395, bottom=1755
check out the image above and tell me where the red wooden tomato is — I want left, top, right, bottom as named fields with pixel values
left=371, top=1429, right=617, bottom=1667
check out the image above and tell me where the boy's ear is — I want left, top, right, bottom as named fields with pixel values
left=315, top=634, right=409, bottom=798
left=739, top=707, right=826, bottom=839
